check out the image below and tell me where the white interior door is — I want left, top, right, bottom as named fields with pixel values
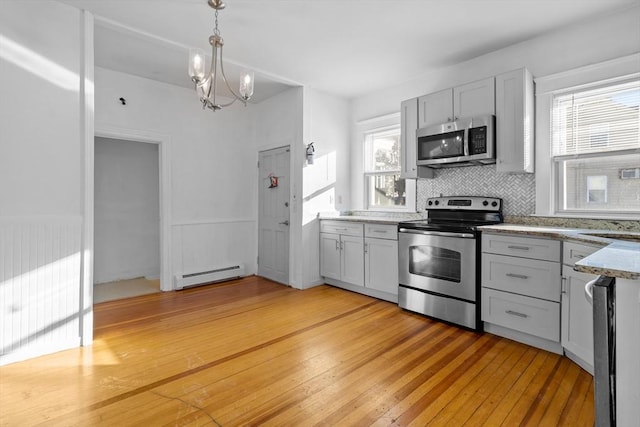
left=258, top=146, right=290, bottom=285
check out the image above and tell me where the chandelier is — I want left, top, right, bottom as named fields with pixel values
left=188, top=0, right=254, bottom=111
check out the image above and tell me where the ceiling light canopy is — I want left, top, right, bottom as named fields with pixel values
left=188, top=0, right=253, bottom=111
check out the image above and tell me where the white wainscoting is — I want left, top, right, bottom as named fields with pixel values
left=0, top=217, right=82, bottom=365
left=172, top=219, right=257, bottom=285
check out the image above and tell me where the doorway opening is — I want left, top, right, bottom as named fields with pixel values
left=93, top=137, right=160, bottom=303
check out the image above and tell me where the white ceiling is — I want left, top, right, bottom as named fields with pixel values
left=60, top=0, right=638, bottom=102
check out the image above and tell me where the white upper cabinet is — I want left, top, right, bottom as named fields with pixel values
left=418, top=89, right=453, bottom=127
left=454, top=77, right=496, bottom=119
left=418, top=77, right=495, bottom=128
left=400, top=98, right=434, bottom=179
left=496, top=68, right=534, bottom=173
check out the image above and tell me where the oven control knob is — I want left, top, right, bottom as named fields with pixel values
left=428, top=200, right=433, bottom=206
left=491, top=201, right=498, bottom=207
left=434, top=200, right=440, bottom=206
left=482, top=200, right=489, bottom=206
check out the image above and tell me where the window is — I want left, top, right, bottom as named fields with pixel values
left=586, top=175, right=607, bottom=203
left=551, top=78, right=640, bottom=215
left=363, top=126, right=408, bottom=209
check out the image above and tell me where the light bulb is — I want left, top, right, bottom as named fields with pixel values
left=188, top=48, right=206, bottom=81
left=239, top=70, right=254, bottom=99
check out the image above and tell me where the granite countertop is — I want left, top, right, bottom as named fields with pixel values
left=479, top=224, right=640, bottom=280
left=318, top=213, right=420, bottom=225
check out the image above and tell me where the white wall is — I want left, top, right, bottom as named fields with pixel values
left=302, top=88, right=351, bottom=287
left=352, top=6, right=640, bottom=123
left=94, top=137, right=160, bottom=283
left=0, top=0, right=87, bottom=364
left=0, top=1, right=83, bottom=216
left=249, top=86, right=305, bottom=287
left=95, top=67, right=257, bottom=282
left=245, top=86, right=349, bottom=289
left=349, top=5, right=640, bottom=211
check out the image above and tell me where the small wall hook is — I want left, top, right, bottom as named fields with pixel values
left=119, top=97, right=126, bottom=105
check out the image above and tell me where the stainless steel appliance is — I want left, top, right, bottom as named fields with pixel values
left=398, top=196, right=503, bottom=330
left=585, top=275, right=616, bottom=427
left=416, top=114, right=495, bottom=167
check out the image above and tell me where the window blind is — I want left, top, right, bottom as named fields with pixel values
left=551, top=79, right=640, bottom=157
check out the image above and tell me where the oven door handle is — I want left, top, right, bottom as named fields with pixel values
left=398, top=228, right=475, bottom=239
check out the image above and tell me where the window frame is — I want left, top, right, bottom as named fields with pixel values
left=360, top=122, right=416, bottom=212
left=535, top=54, right=640, bottom=219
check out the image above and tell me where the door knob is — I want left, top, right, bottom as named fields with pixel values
left=279, top=220, right=290, bottom=226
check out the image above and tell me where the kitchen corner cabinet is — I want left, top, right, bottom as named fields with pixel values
left=496, top=68, right=534, bottom=173
left=400, top=98, right=434, bottom=179
left=481, top=233, right=562, bottom=353
left=561, top=242, right=600, bottom=374
left=320, top=220, right=399, bottom=303
left=418, top=77, right=495, bottom=128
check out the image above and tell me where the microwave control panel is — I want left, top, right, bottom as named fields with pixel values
left=469, top=126, right=487, bottom=155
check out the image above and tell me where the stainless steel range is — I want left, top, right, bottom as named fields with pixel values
left=397, top=196, right=503, bottom=330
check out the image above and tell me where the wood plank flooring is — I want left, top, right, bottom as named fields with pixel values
left=0, top=276, right=594, bottom=426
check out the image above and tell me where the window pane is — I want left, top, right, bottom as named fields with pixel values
left=560, top=154, right=640, bottom=212
left=367, top=174, right=406, bottom=208
left=552, top=79, right=640, bottom=157
left=364, top=130, right=401, bottom=172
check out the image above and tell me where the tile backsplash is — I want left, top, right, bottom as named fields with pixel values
left=416, top=165, right=535, bottom=216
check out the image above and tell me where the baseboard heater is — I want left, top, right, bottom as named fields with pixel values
left=174, top=264, right=245, bottom=290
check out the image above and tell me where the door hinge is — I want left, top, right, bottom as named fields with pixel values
left=257, top=160, right=260, bottom=168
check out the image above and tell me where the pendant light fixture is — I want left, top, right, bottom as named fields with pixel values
left=188, top=0, right=254, bottom=111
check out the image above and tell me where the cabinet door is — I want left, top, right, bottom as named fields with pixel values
left=418, top=88, right=453, bottom=127
left=496, top=68, right=534, bottom=173
left=320, top=233, right=341, bottom=280
left=561, top=265, right=595, bottom=373
left=341, top=235, right=365, bottom=287
left=453, top=77, right=495, bottom=119
left=364, top=237, right=398, bottom=295
left=400, top=98, right=419, bottom=179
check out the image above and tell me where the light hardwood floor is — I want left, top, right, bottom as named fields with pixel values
left=0, top=276, right=594, bottom=426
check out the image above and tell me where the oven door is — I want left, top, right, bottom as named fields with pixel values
left=398, top=229, right=477, bottom=301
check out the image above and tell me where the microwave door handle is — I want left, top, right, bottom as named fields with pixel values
left=463, top=122, right=470, bottom=156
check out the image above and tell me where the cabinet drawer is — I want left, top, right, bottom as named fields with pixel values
left=482, top=253, right=561, bottom=302
left=482, top=288, right=560, bottom=342
left=320, top=221, right=363, bottom=237
left=364, top=224, right=397, bottom=240
left=482, top=233, right=560, bottom=261
left=563, top=242, right=601, bottom=266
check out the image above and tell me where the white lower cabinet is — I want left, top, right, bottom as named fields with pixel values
left=365, top=237, right=398, bottom=295
left=320, top=220, right=398, bottom=302
left=340, top=234, right=365, bottom=286
left=481, top=233, right=562, bottom=353
left=319, top=221, right=364, bottom=286
left=561, top=242, right=600, bottom=374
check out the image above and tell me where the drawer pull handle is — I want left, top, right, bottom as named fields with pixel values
left=506, top=273, right=529, bottom=280
left=506, top=310, right=529, bottom=318
left=372, top=230, right=387, bottom=233
left=507, top=245, right=530, bottom=250
left=574, top=254, right=585, bottom=259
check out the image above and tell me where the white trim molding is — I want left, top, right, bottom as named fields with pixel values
left=93, top=125, right=173, bottom=292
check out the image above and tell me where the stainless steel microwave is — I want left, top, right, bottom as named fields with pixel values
left=416, top=114, right=495, bottom=167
